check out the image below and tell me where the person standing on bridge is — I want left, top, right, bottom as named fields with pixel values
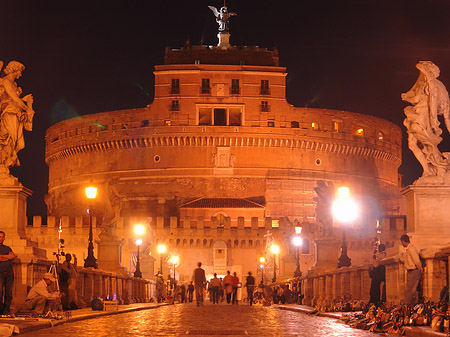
left=245, top=271, right=255, bottom=306
left=192, top=262, right=206, bottom=306
left=231, top=272, right=239, bottom=305
left=223, top=271, right=233, bottom=304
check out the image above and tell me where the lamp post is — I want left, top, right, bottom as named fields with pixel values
left=157, top=244, right=167, bottom=277
left=134, top=238, right=143, bottom=278
left=271, top=244, right=280, bottom=283
left=171, top=255, right=179, bottom=285
left=259, top=256, right=265, bottom=285
left=84, top=186, right=98, bottom=268
left=332, top=186, right=358, bottom=268
left=133, top=224, right=145, bottom=278
left=293, top=226, right=303, bottom=277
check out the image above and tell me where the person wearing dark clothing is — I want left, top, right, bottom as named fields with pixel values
left=245, top=271, right=255, bottom=306
left=187, top=282, right=194, bottom=302
left=369, top=243, right=386, bottom=307
left=180, top=283, right=186, bottom=303
left=209, top=273, right=221, bottom=304
left=0, top=231, right=15, bottom=315
left=192, top=262, right=206, bottom=306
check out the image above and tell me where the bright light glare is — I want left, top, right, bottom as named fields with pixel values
left=337, top=186, right=350, bottom=198
left=85, top=186, right=97, bottom=199
left=271, top=245, right=280, bottom=255
left=332, top=198, right=358, bottom=223
left=293, top=236, right=303, bottom=247
left=136, top=238, right=143, bottom=246
left=260, top=264, right=264, bottom=269
left=295, top=226, right=302, bottom=234
left=134, top=224, right=145, bottom=236
left=171, top=256, right=179, bottom=264
left=157, top=244, right=166, bottom=254
left=259, top=256, right=265, bottom=263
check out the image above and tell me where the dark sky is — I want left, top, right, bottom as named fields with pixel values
left=2, top=0, right=450, bottom=216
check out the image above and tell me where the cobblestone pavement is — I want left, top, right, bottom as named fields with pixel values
left=18, top=302, right=380, bottom=337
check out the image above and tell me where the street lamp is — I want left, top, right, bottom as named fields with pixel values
left=259, top=256, right=265, bottom=285
left=293, top=225, right=303, bottom=277
left=133, top=224, right=145, bottom=278
left=134, top=238, right=143, bottom=278
left=271, top=244, right=280, bottom=283
left=332, top=186, right=358, bottom=268
left=157, top=244, right=167, bottom=277
left=84, top=186, right=98, bottom=268
left=171, top=255, right=179, bottom=284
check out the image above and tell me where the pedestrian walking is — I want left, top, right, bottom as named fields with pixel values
left=245, top=271, right=255, bottom=306
left=187, top=281, right=194, bottom=302
left=192, top=262, right=206, bottom=306
left=219, top=278, right=224, bottom=302
left=399, top=234, right=423, bottom=305
left=223, top=271, right=233, bottom=304
left=26, top=273, right=64, bottom=316
left=369, top=243, right=386, bottom=307
left=0, top=231, right=15, bottom=315
left=180, top=283, right=186, bottom=303
left=209, top=273, right=221, bottom=304
left=231, top=272, right=239, bottom=305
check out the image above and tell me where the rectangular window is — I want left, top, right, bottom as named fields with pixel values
left=333, top=121, right=341, bottom=132
left=170, top=79, right=180, bottom=94
left=214, top=108, right=227, bottom=126
left=229, top=108, right=242, bottom=126
left=170, top=100, right=180, bottom=111
left=164, top=120, right=171, bottom=126
left=199, top=108, right=212, bottom=125
left=312, top=122, right=319, bottom=130
left=291, top=121, right=299, bottom=128
left=201, top=79, right=211, bottom=94
left=260, top=80, right=270, bottom=95
left=260, top=101, right=270, bottom=112
left=268, top=119, right=275, bottom=127
left=231, top=79, right=240, bottom=94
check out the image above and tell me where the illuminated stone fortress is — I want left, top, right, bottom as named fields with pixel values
left=32, top=22, right=405, bottom=283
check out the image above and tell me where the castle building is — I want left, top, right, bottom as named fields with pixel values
left=38, top=27, right=405, bottom=283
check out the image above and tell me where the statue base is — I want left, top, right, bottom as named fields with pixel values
left=97, top=233, right=127, bottom=275
left=217, top=32, right=231, bottom=48
left=312, top=236, right=341, bottom=271
left=402, top=184, right=450, bottom=248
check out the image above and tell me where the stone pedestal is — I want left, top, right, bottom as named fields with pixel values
left=313, top=236, right=340, bottom=271
left=217, top=32, right=230, bottom=48
left=402, top=185, right=450, bottom=248
left=97, top=233, right=127, bottom=275
left=0, top=182, right=48, bottom=310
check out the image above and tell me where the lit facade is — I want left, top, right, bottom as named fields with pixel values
left=37, top=43, right=405, bottom=281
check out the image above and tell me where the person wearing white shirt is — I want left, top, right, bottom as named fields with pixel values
left=399, top=234, right=423, bottom=305
left=25, top=272, right=64, bottom=315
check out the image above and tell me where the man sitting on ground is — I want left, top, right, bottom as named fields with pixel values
left=25, top=273, right=64, bottom=316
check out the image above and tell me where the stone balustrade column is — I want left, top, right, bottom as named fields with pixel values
left=341, top=271, right=351, bottom=301
left=349, top=269, right=361, bottom=301
left=84, top=272, right=94, bottom=304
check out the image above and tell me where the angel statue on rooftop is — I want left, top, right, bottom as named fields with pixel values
left=0, top=60, right=35, bottom=182
left=208, top=4, right=237, bottom=32
left=402, top=61, right=450, bottom=184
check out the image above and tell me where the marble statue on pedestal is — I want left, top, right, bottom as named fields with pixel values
left=402, top=61, right=450, bottom=184
left=313, top=180, right=334, bottom=237
left=0, top=61, right=35, bottom=184
left=101, top=178, right=123, bottom=236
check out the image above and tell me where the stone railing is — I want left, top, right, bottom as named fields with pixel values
left=299, top=265, right=371, bottom=307
left=12, top=258, right=155, bottom=312
left=294, top=251, right=449, bottom=308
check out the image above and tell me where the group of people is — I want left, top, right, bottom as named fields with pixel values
left=0, top=231, right=79, bottom=317
left=190, top=263, right=257, bottom=306
left=369, top=234, right=424, bottom=307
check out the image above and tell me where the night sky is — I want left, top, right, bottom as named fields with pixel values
left=2, top=0, right=450, bottom=216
